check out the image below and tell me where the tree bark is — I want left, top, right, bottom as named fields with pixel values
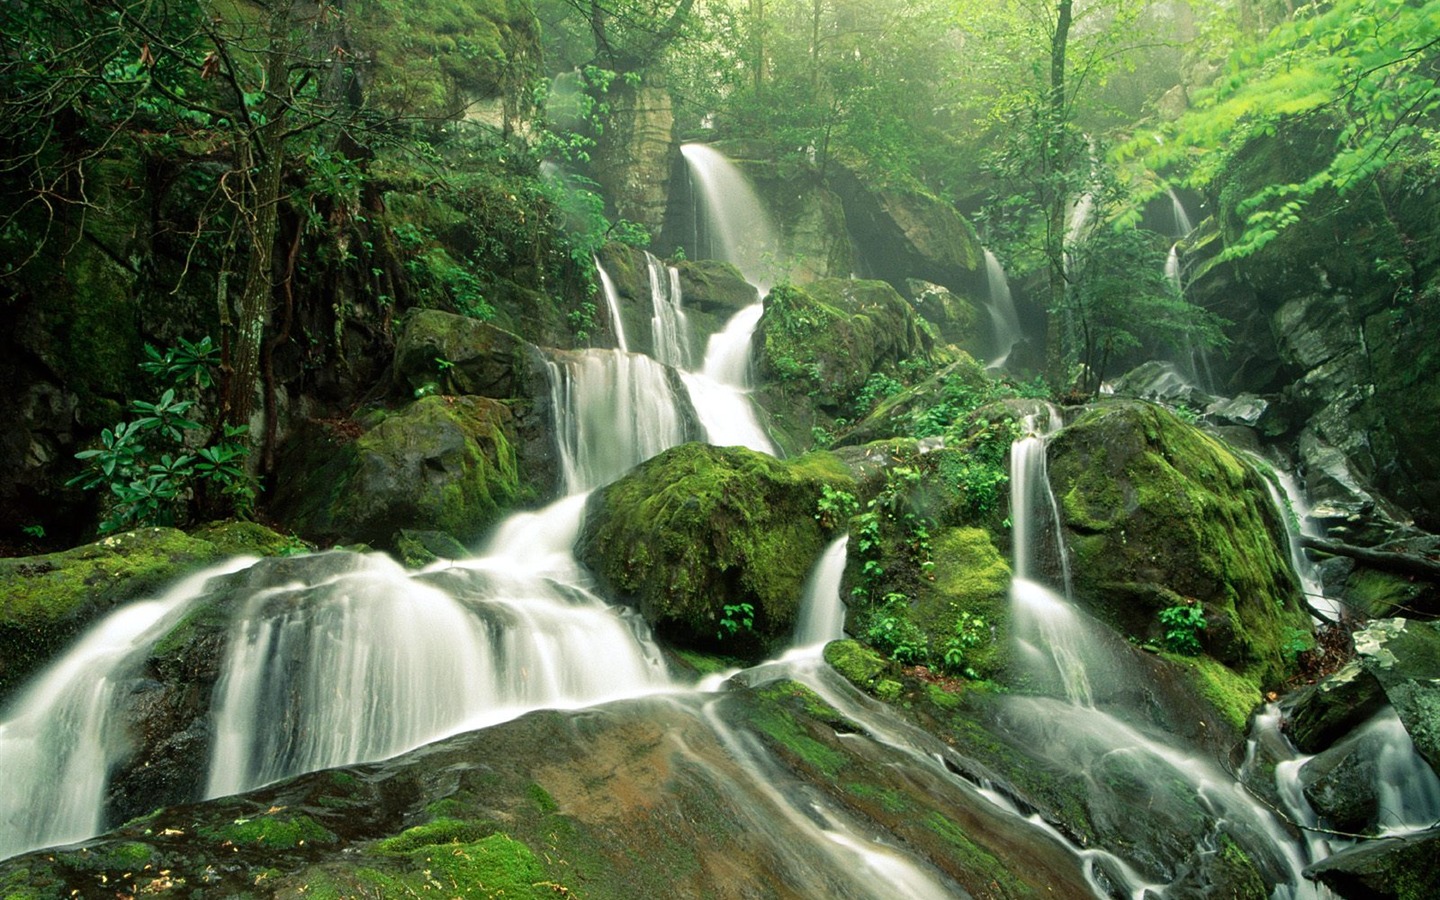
left=1044, top=0, right=1073, bottom=387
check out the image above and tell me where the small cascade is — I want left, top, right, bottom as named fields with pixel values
left=594, top=256, right=629, bottom=351
left=679, top=143, right=780, bottom=290
left=1167, top=186, right=1194, bottom=237
left=545, top=349, right=694, bottom=492
left=791, top=536, right=849, bottom=649
left=1165, top=243, right=1183, bottom=293
left=0, top=559, right=256, bottom=861
left=1259, top=466, right=1342, bottom=621
left=1163, top=242, right=1215, bottom=391
left=983, top=249, right=1024, bottom=370
left=1003, top=408, right=1339, bottom=898
left=644, top=251, right=692, bottom=369
left=676, top=143, right=779, bottom=454
left=207, top=547, right=673, bottom=799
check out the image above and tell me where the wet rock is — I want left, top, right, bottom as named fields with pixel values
left=1205, top=392, right=1271, bottom=427
left=271, top=396, right=533, bottom=549
left=588, top=76, right=676, bottom=237
left=1110, top=360, right=1218, bottom=410
left=577, top=443, right=855, bottom=657
left=594, top=243, right=758, bottom=357
left=391, top=309, right=536, bottom=400
left=394, top=529, right=471, bottom=567
left=1047, top=400, right=1310, bottom=687
left=1283, top=661, right=1388, bottom=754
left=904, top=279, right=985, bottom=355
left=1305, top=828, right=1440, bottom=899
left=1354, top=618, right=1440, bottom=774
left=1300, top=725, right=1387, bottom=833
left=0, top=526, right=292, bottom=703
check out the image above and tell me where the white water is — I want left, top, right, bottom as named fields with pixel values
left=594, top=256, right=629, bottom=351
left=1165, top=243, right=1183, bottom=294
left=1260, top=466, right=1342, bottom=621
left=1003, top=412, right=1343, bottom=898
left=983, top=249, right=1024, bottom=370
left=546, top=349, right=693, bottom=492
left=792, top=536, right=849, bottom=649
left=0, top=558, right=257, bottom=860
left=644, top=251, right=693, bottom=369
left=1168, top=187, right=1194, bottom=237
left=679, top=143, right=780, bottom=290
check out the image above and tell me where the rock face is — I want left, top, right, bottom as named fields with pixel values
left=577, top=444, right=854, bottom=656
left=589, top=77, right=676, bottom=237
left=1353, top=618, right=1440, bottom=774
left=593, top=243, right=757, bottom=359
left=271, top=395, right=532, bottom=550
left=1047, top=400, right=1310, bottom=685
left=391, top=310, right=538, bottom=400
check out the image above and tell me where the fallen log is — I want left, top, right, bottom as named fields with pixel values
left=1301, top=535, right=1440, bottom=582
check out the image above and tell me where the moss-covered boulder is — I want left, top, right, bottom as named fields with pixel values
left=349, top=0, right=540, bottom=126
left=271, top=395, right=531, bottom=550
left=1047, top=400, right=1310, bottom=686
left=0, top=524, right=295, bottom=703
left=1354, top=618, right=1440, bottom=775
left=391, top=309, right=537, bottom=400
left=753, top=279, right=925, bottom=451
left=577, top=443, right=855, bottom=656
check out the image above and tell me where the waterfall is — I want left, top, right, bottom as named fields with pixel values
left=791, top=536, right=849, bottom=649
left=1165, top=243, right=1183, bottom=294
left=644, top=251, right=692, bottom=369
left=1167, top=187, right=1194, bottom=237
left=676, top=144, right=778, bottom=454
left=679, top=143, right=779, bottom=290
left=546, top=349, right=694, bottom=493
left=594, top=256, right=629, bottom=351
left=1259, top=466, right=1342, bottom=621
left=983, top=249, right=1023, bottom=370
left=1003, top=409, right=1341, bottom=898
left=0, top=558, right=256, bottom=861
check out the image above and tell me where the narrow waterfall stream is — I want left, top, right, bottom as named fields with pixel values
left=982, top=249, right=1024, bottom=371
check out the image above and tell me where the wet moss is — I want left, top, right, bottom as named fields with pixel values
left=824, top=639, right=893, bottom=689
left=912, top=527, right=1011, bottom=679
left=200, top=813, right=336, bottom=849
left=371, top=818, right=491, bottom=855
left=1160, top=652, right=1264, bottom=733
left=1048, top=401, right=1309, bottom=687
left=923, top=811, right=1037, bottom=897
left=578, top=443, right=855, bottom=656
left=749, top=681, right=852, bottom=777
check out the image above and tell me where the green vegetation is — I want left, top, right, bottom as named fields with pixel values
left=1158, top=602, right=1206, bottom=655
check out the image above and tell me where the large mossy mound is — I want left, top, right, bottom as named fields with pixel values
left=753, top=278, right=925, bottom=450
left=0, top=525, right=292, bottom=702
left=577, top=443, right=854, bottom=656
left=271, top=395, right=532, bottom=550
left=1047, top=400, right=1309, bottom=687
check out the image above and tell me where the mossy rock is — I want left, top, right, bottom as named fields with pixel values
left=839, top=354, right=996, bottom=446
left=753, top=278, right=925, bottom=429
left=909, top=527, right=1012, bottom=680
left=1047, top=400, right=1309, bottom=687
left=349, top=0, right=541, bottom=121
left=577, top=443, right=855, bottom=657
left=391, top=309, right=536, bottom=399
left=271, top=395, right=532, bottom=550
left=0, top=527, right=236, bottom=702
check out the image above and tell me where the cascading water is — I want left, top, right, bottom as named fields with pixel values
left=983, top=249, right=1024, bottom=370
left=1167, top=187, right=1194, bottom=237
left=791, top=535, right=849, bottom=649
left=594, top=256, right=629, bottom=352
left=0, top=558, right=257, bottom=860
left=1002, top=407, right=1346, bottom=898
left=644, top=250, right=692, bottom=369
left=679, top=143, right=779, bottom=289
left=1259, top=465, right=1342, bottom=622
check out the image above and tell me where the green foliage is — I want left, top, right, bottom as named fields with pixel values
left=864, top=595, right=929, bottom=666
left=814, top=484, right=859, bottom=529
left=717, top=602, right=756, bottom=640
left=1135, top=0, right=1440, bottom=263
left=1158, top=602, right=1206, bottom=656
left=69, top=338, right=256, bottom=532
left=854, top=371, right=904, bottom=416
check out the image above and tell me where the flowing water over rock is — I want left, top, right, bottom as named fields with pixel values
left=594, top=255, right=629, bottom=352
left=983, top=249, right=1024, bottom=370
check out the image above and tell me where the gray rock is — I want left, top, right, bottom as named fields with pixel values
left=1355, top=618, right=1440, bottom=775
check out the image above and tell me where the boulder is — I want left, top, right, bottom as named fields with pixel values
left=1299, top=725, right=1388, bottom=834
left=577, top=443, right=855, bottom=656
left=594, top=244, right=757, bottom=358
left=753, top=279, right=925, bottom=448
left=1047, top=400, right=1310, bottom=686
left=270, top=395, right=532, bottom=550
left=1306, top=828, right=1440, bottom=900
left=391, top=309, right=536, bottom=400
left=1354, top=618, right=1440, bottom=774
left=1283, top=661, right=1388, bottom=754
left=905, top=279, right=985, bottom=355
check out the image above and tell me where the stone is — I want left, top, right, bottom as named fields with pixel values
left=1354, top=618, right=1440, bottom=775
left=1283, top=661, right=1388, bottom=754
left=391, top=309, right=536, bottom=400
left=577, top=443, right=855, bottom=657
left=270, top=396, right=531, bottom=549
left=1305, top=828, right=1440, bottom=900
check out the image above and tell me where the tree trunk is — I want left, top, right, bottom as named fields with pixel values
left=1044, top=0, right=1073, bottom=387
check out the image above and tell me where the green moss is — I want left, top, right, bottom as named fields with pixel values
left=669, top=648, right=746, bottom=677
left=749, top=682, right=852, bottom=778
left=358, top=832, right=557, bottom=899
left=54, top=841, right=154, bottom=874
left=923, top=811, right=1036, bottom=896
left=876, top=679, right=903, bottom=701
left=578, top=443, right=855, bottom=656
left=189, top=520, right=308, bottom=558
left=845, top=783, right=910, bottom=812
left=1345, top=567, right=1425, bottom=618
left=201, top=813, right=336, bottom=849
left=525, top=783, right=558, bottom=814
left=1048, top=401, right=1309, bottom=687
left=372, top=818, right=491, bottom=855
left=824, top=639, right=892, bottom=689
left=0, top=527, right=229, bottom=700
left=912, top=527, right=1011, bottom=679
left=1160, top=652, right=1264, bottom=733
